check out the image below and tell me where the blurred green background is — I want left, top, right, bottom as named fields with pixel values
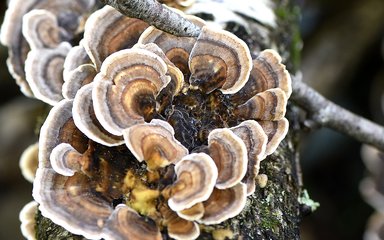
left=0, top=0, right=383, bottom=239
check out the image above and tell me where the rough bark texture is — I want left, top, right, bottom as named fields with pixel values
left=35, top=0, right=305, bottom=239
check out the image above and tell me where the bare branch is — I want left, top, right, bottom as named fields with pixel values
left=99, top=0, right=201, bottom=37
left=291, top=76, right=384, bottom=151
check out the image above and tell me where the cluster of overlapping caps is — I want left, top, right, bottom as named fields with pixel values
left=2, top=0, right=292, bottom=239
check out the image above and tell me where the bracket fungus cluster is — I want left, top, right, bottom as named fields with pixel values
left=1, top=0, right=97, bottom=100
left=5, top=3, right=292, bottom=240
left=360, top=145, right=384, bottom=239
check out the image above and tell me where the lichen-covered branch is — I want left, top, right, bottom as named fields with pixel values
left=99, top=0, right=201, bottom=37
left=291, top=76, right=384, bottom=151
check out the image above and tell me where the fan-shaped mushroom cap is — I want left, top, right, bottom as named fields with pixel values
left=230, top=49, right=292, bottom=104
left=134, top=43, right=185, bottom=97
left=62, top=43, right=96, bottom=100
left=253, top=50, right=291, bottom=97
left=19, top=142, right=39, bottom=183
left=360, top=145, right=384, bottom=213
left=230, top=120, right=268, bottom=195
left=63, top=43, right=92, bottom=78
left=189, top=25, right=252, bottom=94
left=33, top=169, right=113, bottom=239
left=25, top=42, right=71, bottom=105
left=38, top=99, right=88, bottom=169
left=198, top=183, right=247, bottom=225
left=258, top=118, right=289, bottom=157
left=364, top=212, right=384, bottom=240
left=208, top=128, right=248, bottom=189
left=102, top=204, right=162, bottom=240
left=235, top=88, right=287, bottom=121
left=177, top=202, right=204, bottom=221
left=123, top=119, right=188, bottom=170
left=19, top=201, right=38, bottom=240
left=73, top=83, right=123, bottom=146
left=50, top=143, right=89, bottom=177
left=1, top=0, right=96, bottom=96
left=62, top=64, right=97, bottom=99
left=138, top=14, right=205, bottom=73
left=1, top=0, right=37, bottom=96
left=83, top=5, right=149, bottom=70
left=160, top=203, right=200, bottom=240
left=92, top=48, right=170, bottom=135
left=22, top=9, right=61, bottom=49
left=168, top=153, right=218, bottom=211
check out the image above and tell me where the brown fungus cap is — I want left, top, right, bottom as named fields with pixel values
left=198, top=183, right=247, bottom=225
left=19, top=142, right=39, bottom=183
left=83, top=5, right=149, bottom=70
left=254, top=49, right=292, bottom=97
left=168, top=153, right=218, bottom=211
left=33, top=169, right=113, bottom=239
left=208, top=128, right=248, bottom=189
left=160, top=203, right=200, bottom=240
left=1, top=0, right=39, bottom=96
left=19, top=201, right=38, bottom=240
left=189, top=25, right=252, bottom=94
left=134, top=43, right=185, bottom=97
left=50, top=143, right=91, bottom=177
left=38, top=99, right=88, bottom=169
left=102, top=204, right=162, bottom=240
left=258, top=118, right=289, bottom=157
left=63, top=43, right=92, bottom=79
left=235, top=88, right=288, bottom=121
left=92, top=48, right=170, bottom=136
left=230, top=120, right=268, bottom=195
left=177, top=202, right=205, bottom=221
left=364, top=212, right=384, bottom=240
left=138, top=14, right=205, bottom=74
left=73, top=83, right=124, bottom=146
left=62, top=43, right=95, bottom=99
left=123, top=119, right=188, bottom=170
left=62, top=64, right=97, bottom=99
left=34, top=98, right=113, bottom=238
left=230, top=49, right=292, bottom=104
left=0, top=0, right=95, bottom=96
left=22, top=9, right=61, bottom=49
left=25, top=42, right=70, bottom=105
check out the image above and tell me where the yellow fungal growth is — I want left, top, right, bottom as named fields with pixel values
left=145, top=150, right=170, bottom=170
left=123, top=170, right=138, bottom=190
left=123, top=170, right=160, bottom=217
left=212, top=228, right=234, bottom=240
left=130, top=187, right=160, bottom=217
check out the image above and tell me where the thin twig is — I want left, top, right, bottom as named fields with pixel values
left=99, top=0, right=201, bottom=37
left=291, top=76, right=384, bottom=151
left=101, top=0, right=384, bottom=151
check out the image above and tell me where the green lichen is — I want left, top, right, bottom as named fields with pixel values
left=298, top=189, right=320, bottom=212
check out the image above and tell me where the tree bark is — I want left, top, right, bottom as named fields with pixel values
left=35, top=0, right=306, bottom=239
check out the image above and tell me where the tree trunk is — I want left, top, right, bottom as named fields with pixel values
left=35, top=0, right=306, bottom=239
